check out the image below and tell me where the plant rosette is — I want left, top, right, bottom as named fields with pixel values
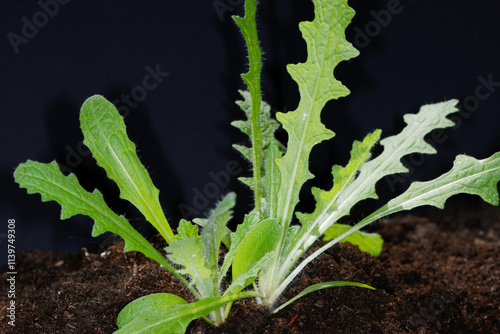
left=14, top=0, right=500, bottom=332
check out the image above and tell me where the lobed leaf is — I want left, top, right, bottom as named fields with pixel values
left=368, top=152, right=500, bottom=220
left=165, top=237, right=213, bottom=298
left=233, top=0, right=264, bottom=211
left=14, top=161, right=184, bottom=283
left=319, top=100, right=459, bottom=232
left=274, top=0, right=360, bottom=228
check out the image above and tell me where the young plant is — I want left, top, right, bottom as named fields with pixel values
left=226, top=0, right=500, bottom=314
left=13, top=0, right=500, bottom=332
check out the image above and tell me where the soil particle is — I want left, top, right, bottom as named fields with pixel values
left=1, top=202, right=499, bottom=333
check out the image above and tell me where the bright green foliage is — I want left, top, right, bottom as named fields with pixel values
left=233, top=0, right=264, bottom=211
left=116, top=293, right=188, bottom=329
left=13, top=160, right=186, bottom=285
left=115, top=291, right=260, bottom=334
left=13, top=0, right=500, bottom=331
left=323, top=224, right=384, bottom=257
left=232, top=218, right=281, bottom=281
left=81, top=96, right=175, bottom=243
left=274, top=0, right=360, bottom=228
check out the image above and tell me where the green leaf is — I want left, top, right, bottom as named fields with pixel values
left=365, top=152, right=500, bottom=222
left=323, top=224, right=383, bottom=257
left=165, top=237, right=213, bottom=298
left=80, top=95, right=174, bottom=243
left=277, top=130, right=380, bottom=285
left=274, top=0, right=360, bottom=228
left=225, top=251, right=274, bottom=295
left=117, top=293, right=188, bottom=329
left=233, top=0, right=264, bottom=211
left=261, top=144, right=283, bottom=218
left=232, top=218, right=282, bottom=282
left=272, top=281, right=375, bottom=314
left=321, top=100, right=459, bottom=231
left=219, top=211, right=261, bottom=284
left=278, top=152, right=500, bottom=306
left=114, top=291, right=260, bottom=334
left=201, top=192, right=236, bottom=265
left=14, top=161, right=185, bottom=284
left=175, top=219, right=199, bottom=241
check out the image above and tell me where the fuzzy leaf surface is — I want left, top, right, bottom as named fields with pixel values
left=275, top=0, right=360, bottom=227
left=165, top=237, right=212, bottom=298
left=80, top=95, right=174, bottom=243
left=233, top=0, right=264, bottom=210
left=367, top=152, right=500, bottom=220
left=219, top=211, right=261, bottom=284
left=316, top=100, right=459, bottom=234
left=232, top=218, right=282, bottom=282
left=14, top=161, right=182, bottom=279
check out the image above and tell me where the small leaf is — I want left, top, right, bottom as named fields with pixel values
left=114, top=292, right=259, bottom=334
left=165, top=237, right=213, bottom=298
left=225, top=251, right=274, bottom=295
left=80, top=95, right=174, bottom=243
left=232, top=218, right=282, bottom=282
left=117, top=293, right=188, bottom=329
left=175, top=219, right=199, bottom=241
left=201, top=192, right=236, bottom=266
left=219, top=211, right=261, bottom=283
left=273, top=281, right=375, bottom=314
left=323, top=224, right=383, bottom=257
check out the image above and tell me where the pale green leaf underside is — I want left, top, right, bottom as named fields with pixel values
left=323, top=223, right=384, bottom=257
left=279, top=130, right=381, bottom=280
left=371, top=152, right=500, bottom=219
left=284, top=151, right=500, bottom=304
left=13, top=161, right=183, bottom=282
left=318, top=99, right=459, bottom=233
left=275, top=0, right=360, bottom=227
left=80, top=95, right=174, bottom=243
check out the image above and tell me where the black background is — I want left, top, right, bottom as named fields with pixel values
left=1, top=0, right=499, bottom=268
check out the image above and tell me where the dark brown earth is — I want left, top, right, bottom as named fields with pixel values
left=1, top=202, right=499, bottom=333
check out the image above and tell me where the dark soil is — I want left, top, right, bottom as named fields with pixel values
left=1, top=202, right=499, bottom=333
